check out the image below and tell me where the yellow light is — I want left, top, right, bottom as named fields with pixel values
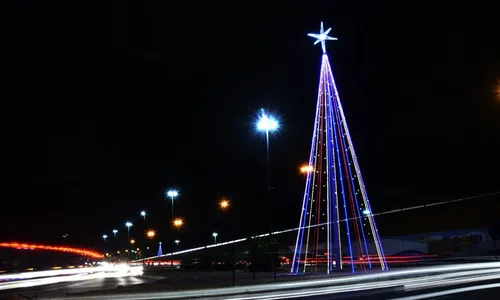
left=173, top=218, right=184, bottom=228
left=300, top=164, right=314, bottom=174
left=146, top=230, right=156, bottom=238
left=130, top=239, right=136, bottom=244
left=116, top=251, right=120, bottom=254
left=495, top=79, right=500, bottom=102
left=219, top=198, right=230, bottom=210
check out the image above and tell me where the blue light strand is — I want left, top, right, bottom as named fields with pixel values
left=326, top=60, right=388, bottom=270
left=326, top=54, right=355, bottom=272
left=329, top=74, right=371, bottom=268
left=292, top=56, right=324, bottom=274
left=325, top=81, right=338, bottom=272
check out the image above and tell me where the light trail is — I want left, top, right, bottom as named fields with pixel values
left=0, top=242, right=104, bottom=259
left=0, top=267, right=100, bottom=281
left=136, top=191, right=500, bottom=262
left=0, top=264, right=143, bottom=291
left=58, top=262, right=500, bottom=300
left=390, top=282, right=500, bottom=300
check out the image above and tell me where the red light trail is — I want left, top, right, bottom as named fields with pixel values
left=0, top=242, right=104, bottom=259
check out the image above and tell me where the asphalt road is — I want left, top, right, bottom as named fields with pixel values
left=0, top=275, right=149, bottom=299
left=4, top=262, right=500, bottom=300
left=279, top=280, right=500, bottom=299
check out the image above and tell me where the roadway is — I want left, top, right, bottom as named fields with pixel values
left=43, top=262, right=500, bottom=299
left=1, top=262, right=500, bottom=299
left=0, top=263, right=148, bottom=299
left=0, top=275, right=149, bottom=299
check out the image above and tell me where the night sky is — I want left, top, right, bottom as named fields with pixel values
left=2, top=2, right=499, bottom=248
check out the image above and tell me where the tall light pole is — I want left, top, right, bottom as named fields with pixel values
left=165, top=189, right=179, bottom=219
left=212, top=232, right=218, bottom=244
left=102, top=234, right=108, bottom=242
left=145, top=230, right=156, bottom=264
left=256, top=109, right=279, bottom=235
left=112, top=229, right=118, bottom=238
left=175, top=240, right=180, bottom=250
left=125, top=221, right=133, bottom=240
left=140, top=210, right=146, bottom=225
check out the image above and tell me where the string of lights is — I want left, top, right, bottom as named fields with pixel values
left=292, top=22, right=387, bottom=274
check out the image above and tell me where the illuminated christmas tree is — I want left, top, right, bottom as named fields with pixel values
left=157, top=241, right=163, bottom=257
left=291, top=22, right=388, bottom=273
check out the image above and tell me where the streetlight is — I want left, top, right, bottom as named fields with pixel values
left=173, top=218, right=184, bottom=228
left=112, top=229, right=118, bottom=238
left=165, top=189, right=179, bottom=219
left=102, top=234, right=108, bottom=241
left=144, top=230, right=156, bottom=263
left=495, top=79, right=500, bottom=102
left=125, top=221, right=133, bottom=240
left=255, top=108, right=280, bottom=234
left=212, top=232, right=218, bottom=244
left=300, top=164, right=313, bottom=174
left=130, top=239, right=136, bottom=244
left=175, top=240, right=180, bottom=250
left=219, top=198, right=230, bottom=211
left=140, top=210, right=146, bottom=224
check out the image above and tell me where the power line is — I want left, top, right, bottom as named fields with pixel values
left=136, top=191, right=500, bottom=261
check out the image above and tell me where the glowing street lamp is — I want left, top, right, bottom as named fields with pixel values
left=102, top=234, right=108, bottom=241
left=255, top=108, right=280, bottom=235
left=300, top=164, right=314, bottom=174
left=140, top=210, right=146, bottom=224
left=173, top=218, right=184, bottom=228
left=495, top=79, right=500, bottom=102
left=256, top=109, right=279, bottom=133
left=112, top=229, right=118, bottom=238
left=130, top=239, right=136, bottom=244
left=212, top=232, right=218, bottom=244
left=125, top=221, right=133, bottom=239
left=219, top=198, right=230, bottom=211
left=175, top=240, right=180, bottom=250
left=165, top=189, right=179, bottom=220
left=146, top=230, right=156, bottom=238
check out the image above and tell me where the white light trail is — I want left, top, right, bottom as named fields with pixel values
left=58, top=263, right=500, bottom=300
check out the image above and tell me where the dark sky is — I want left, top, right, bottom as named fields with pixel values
left=1, top=1, right=499, bottom=249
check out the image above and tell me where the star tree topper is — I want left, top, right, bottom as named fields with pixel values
left=307, top=22, right=337, bottom=53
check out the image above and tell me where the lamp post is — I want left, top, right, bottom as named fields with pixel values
left=102, top=234, right=108, bottom=242
left=112, top=229, right=118, bottom=238
left=125, top=222, right=133, bottom=240
left=175, top=240, right=180, bottom=250
left=213, top=232, right=218, bottom=244
left=144, top=230, right=156, bottom=265
left=256, top=109, right=279, bottom=235
left=140, top=211, right=146, bottom=225
left=165, top=189, right=179, bottom=220
left=171, top=218, right=183, bottom=268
